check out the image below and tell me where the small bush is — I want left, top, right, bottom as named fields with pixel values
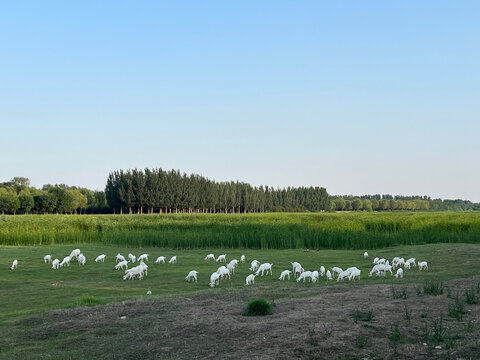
left=465, top=288, right=478, bottom=305
left=392, top=286, right=408, bottom=299
left=243, top=299, right=275, bottom=316
left=423, top=317, right=446, bottom=344
left=352, top=309, right=374, bottom=323
left=448, top=293, right=465, bottom=321
left=390, top=323, right=404, bottom=343
left=423, top=280, right=444, bottom=296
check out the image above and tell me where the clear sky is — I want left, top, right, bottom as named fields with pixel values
left=1, top=1, right=479, bottom=201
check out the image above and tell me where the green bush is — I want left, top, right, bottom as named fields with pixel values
left=465, top=288, right=478, bottom=305
left=423, top=280, right=444, bottom=296
left=352, top=309, right=374, bottom=323
left=392, top=286, right=408, bottom=299
left=448, top=293, right=465, bottom=321
left=243, top=299, right=275, bottom=316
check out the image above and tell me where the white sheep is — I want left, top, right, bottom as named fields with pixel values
left=185, top=270, right=198, bottom=282
left=331, top=267, right=343, bottom=277
left=245, top=274, right=256, bottom=285
left=326, top=270, right=333, bottom=280
left=279, top=270, right=291, bottom=281
left=95, top=254, right=106, bottom=262
left=155, top=256, right=166, bottom=264
left=128, top=253, right=136, bottom=263
left=210, top=272, right=220, bottom=287
left=373, top=257, right=379, bottom=264
left=69, top=249, right=81, bottom=259
left=44, top=255, right=52, bottom=263
left=369, top=264, right=386, bottom=277
left=293, top=265, right=304, bottom=278
left=52, top=258, right=60, bottom=270
left=204, top=253, right=215, bottom=261
left=168, top=256, right=177, bottom=264
left=418, top=261, right=428, bottom=270
left=116, top=253, right=126, bottom=263
left=337, top=270, right=351, bottom=282
left=240, top=254, right=245, bottom=263
left=255, top=263, right=273, bottom=276
left=10, top=259, right=18, bottom=270
left=395, top=268, right=404, bottom=278
left=406, top=258, right=416, bottom=268
left=364, top=252, right=369, bottom=258
left=217, top=267, right=231, bottom=280
left=77, top=253, right=86, bottom=265
left=291, top=262, right=302, bottom=274
left=404, top=262, right=411, bottom=270
left=139, top=261, right=148, bottom=276
left=384, top=264, right=393, bottom=275
left=60, top=256, right=71, bottom=267
left=311, top=270, right=319, bottom=283
left=115, top=260, right=128, bottom=270
left=349, top=269, right=361, bottom=281
left=124, top=267, right=143, bottom=280
left=216, top=254, right=226, bottom=262
left=138, top=254, right=149, bottom=262
left=377, top=258, right=386, bottom=265
left=227, top=261, right=237, bottom=275
left=249, top=260, right=260, bottom=272
left=319, top=266, right=325, bottom=277
left=297, top=271, right=312, bottom=282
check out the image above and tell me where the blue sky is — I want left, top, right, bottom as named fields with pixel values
left=1, top=1, right=479, bottom=201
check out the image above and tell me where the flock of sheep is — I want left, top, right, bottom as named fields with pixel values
left=8, top=250, right=428, bottom=289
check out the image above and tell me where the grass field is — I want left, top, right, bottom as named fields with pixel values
left=1, top=212, right=480, bottom=249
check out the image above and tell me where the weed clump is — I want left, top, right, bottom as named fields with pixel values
left=243, top=299, right=275, bottom=316
left=352, top=309, right=374, bottom=323
left=423, top=280, right=444, bottom=296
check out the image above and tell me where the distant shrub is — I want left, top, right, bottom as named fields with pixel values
left=352, top=309, right=374, bottom=323
left=392, top=286, right=408, bottom=299
left=465, top=288, right=478, bottom=305
left=448, top=293, right=465, bottom=321
left=423, top=280, right=444, bottom=296
left=243, top=299, right=275, bottom=316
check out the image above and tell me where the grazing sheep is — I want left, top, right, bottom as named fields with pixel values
left=255, top=263, right=273, bottom=276
left=204, top=253, right=215, bottom=261
left=217, top=265, right=227, bottom=273
left=406, top=258, right=416, bottom=268
left=240, top=254, right=245, bottom=263
left=52, top=258, right=60, bottom=270
left=77, top=253, right=86, bottom=265
left=123, top=267, right=144, bottom=280
left=296, top=271, right=312, bottom=283
left=155, top=256, right=166, bottom=264
left=115, top=260, right=128, bottom=270
left=331, top=267, right=343, bottom=277
left=395, top=268, right=404, bottom=278
left=185, top=270, right=198, bottom=282
left=227, top=261, right=238, bottom=275
left=139, top=261, right=148, bottom=276
left=128, top=253, right=136, bottom=263
left=216, top=254, right=227, bottom=263
left=168, top=256, right=177, bottom=264
left=69, top=249, right=81, bottom=259
left=404, top=262, right=411, bottom=270
left=249, top=260, right=260, bottom=272
left=373, top=257, right=379, bottom=264
left=138, top=254, right=149, bottom=262
left=326, top=270, right=333, bottom=280
left=337, top=270, right=351, bottom=282
left=319, top=266, right=325, bottom=277
left=210, top=272, right=221, bottom=287
left=95, top=254, right=106, bottom=263
left=279, top=270, right=291, bottom=281
left=44, top=255, right=52, bottom=263
left=377, top=258, right=386, bottom=265
left=349, top=269, right=361, bottom=281
left=311, top=270, right=319, bottom=283
left=116, top=253, right=126, bottom=263
left=291, top=262, right=302, bottom=274
left=217, top=267, right=231, bottom=280
left=245, top=274, right=256, bottom=285
left=384, top=264, right=393, bottom=275
left=369, top=264, right=386, bottom=277
left=11, top=259, right=18, bottom=270
left=293, top=265, right=304, bottom=279
left=60, top=256, right=71, bottom=267
left=364, top=252, right=369, bottom=259
left=418, top=261, right=428, bottom=270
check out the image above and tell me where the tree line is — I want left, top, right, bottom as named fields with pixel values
left=0, top=173, right=479, bottom=215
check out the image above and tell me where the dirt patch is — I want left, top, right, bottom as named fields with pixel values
left=8, top=277, right=480, bottom=359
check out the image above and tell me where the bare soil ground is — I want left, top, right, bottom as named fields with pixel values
left=4, top=277, right=480, bottom=360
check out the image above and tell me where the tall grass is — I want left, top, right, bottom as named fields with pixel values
left=0, top=212, right=479, bottom=249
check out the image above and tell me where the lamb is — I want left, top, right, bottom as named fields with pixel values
left=279, top=270, right=291, bottom=281
left=326, top=270, right=333, bottom=280
left=373, top=257, right=379, bottom=264
left=406, top=258, right=416, bottom=268
left=216, top=254, right=227, bottom=262
left=349, top=269, right=361, bottom=281
left=384, top=264, right=393, bottom=275
left=249, top=260, right=260, bottom=272
left=60, top=256, right=71, bottom=267
left=69, top=249, right=81, bottom=259
left=168, top=256, right=177, bottom=264
left=331, top=267, right=343, bottom=277
left=240, top=254, right=245, bottom=263
left=291, top=262, right=302, bottom=274
left=128, top=253, right=136, bottom=263
left=155, top=256, right=166, bottom=264
left=293, top=265, right=304, bottom=279
left=395, top=268, right=404, bottom=278
left=51, top=258, right=60, bottom=270
left=11, top=259, right=18, bottom=270
left=319, top=266, right=325, bottom=277
left=115, top=260, right=128, bottom=270
left=95, top=254, right=106, bottom=263
left=227, top=261, right=238, bottom=275
left=369, top=264, right=386, bottom=277
left=337, top=270, right=351, bottom=282
left=255, top=263, right=273, bottom=276
left=364, top=252, right=369, bottom=258
left=311, top=270, right=319, bottom=283
left=217, top=267, right=231, bottom=280
left=210, top=272, right=221, bottom=287
left=139, top=261, right=148, bottom=276
left=185, top=270, right=198, bottom=282
left=204, top=253, right=215, bottom=261
left=123, top=267, right=143, bottom=280
left=77, top=253, right=86, bottom=265
left=297, top=271, right=312, bottom=282
left=245, top=274, right=256, bottom=285
left=44, top=255, right=52, bottom=263
left=138, top=254, right=149, bottom=262
left=404, top=262, right=411, bottom=270
left=217, top=265, right=228, bottom=274
left=377, top=258, right=386, bottom=265
left=116, top=253, right=126, bottom=263
left=418, top=261, right=428, bottom=270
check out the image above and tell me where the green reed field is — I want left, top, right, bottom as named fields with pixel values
left=1, top=212, right=479, bottom=249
